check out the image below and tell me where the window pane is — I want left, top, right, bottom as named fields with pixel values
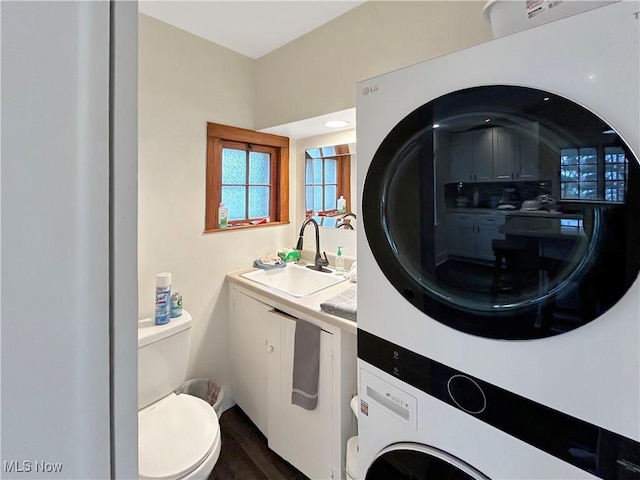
left=222, top=148, right=246, bottom=184
left=579, top=163, right=597, bottom=182
left=321, top=146, right=336, bottom=157
left=305, top=159, right=313, bottom=185
left=313, top=158, right=323, bottom=184
left=222, top=186, right=246, bottom=220
left=605, top=181, right=625, bottom=202
left=249, top=152, right=270, bottom=184
left=313, top=186, right=323, bottom=212
left=561, top=149, right=579, bottom=165
left=561, top=166, right=579, bottom=181
left=580, top=182, right=597, bottom=199
left=248, top=186, right=269, bottom=218
left=605, top=146, right=625, bottom=163
left=322, top=217, right=337, bottom=228
left=579, top=148, right=597, bottom=165
left=305, top=186, right=313, bottom=211
left=325, top=185, right=337, bottom=210
left=562, top=182, right=579, bottom=199
left=325, top=158, right=337, bottom=184
left=605, top=163, right=626, bottom=180
left=307, top=148, right=321, bottom=158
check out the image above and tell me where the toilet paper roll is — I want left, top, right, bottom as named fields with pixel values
left=350, top=395, right=359, bottom=418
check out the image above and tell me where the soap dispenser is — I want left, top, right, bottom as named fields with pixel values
left=335, top=246, right=345, bottom=275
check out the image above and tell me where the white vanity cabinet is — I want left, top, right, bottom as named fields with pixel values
left=228, top=283, right=357, bottom=480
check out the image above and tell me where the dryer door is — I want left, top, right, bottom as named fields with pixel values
left=365, top=443, right=489, bottom=480
left=362, top=85, right=640, bottom=339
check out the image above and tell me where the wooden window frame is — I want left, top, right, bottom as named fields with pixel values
left=304, top=144, right=351, bottom=217
left=206, top=123, right=289, bottom=232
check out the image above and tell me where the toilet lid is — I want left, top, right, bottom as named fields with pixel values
left=139, top=393, right=220, bottom=480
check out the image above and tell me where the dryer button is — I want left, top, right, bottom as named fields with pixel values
left=447, top=375, right=487, bottom=415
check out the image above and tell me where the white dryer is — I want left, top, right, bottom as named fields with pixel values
left=356, top=1, right=640, bottom=478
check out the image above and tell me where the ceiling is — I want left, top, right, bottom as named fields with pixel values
left=138, top=1, right=366, bottom=59
left=139, top=1, right=363, bottom=139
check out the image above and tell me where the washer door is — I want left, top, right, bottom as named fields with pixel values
left=362, top=85, right=640, bottom=339
left=365, top=443, right=489, bottom=480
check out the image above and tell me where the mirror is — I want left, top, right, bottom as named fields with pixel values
left=304, top=143, right=357, bottom=230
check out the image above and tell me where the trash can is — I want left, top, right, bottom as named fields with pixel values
left=176, top=378, right=224, bottom=417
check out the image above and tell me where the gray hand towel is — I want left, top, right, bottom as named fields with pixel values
left=320, top=285, right=357, bottom=321
left=291, top=319, right=321, bottom=411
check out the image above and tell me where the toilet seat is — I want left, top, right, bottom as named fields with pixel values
left=139, top=393, right=220, bottom=480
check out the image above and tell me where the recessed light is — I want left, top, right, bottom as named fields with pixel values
left=323, top=120, right=349, bottom=128
left=433, top=123, right=441, bottom=129
left=485, top=118, right=491, bottom=123
left=543, top=97, right=550, bottom=101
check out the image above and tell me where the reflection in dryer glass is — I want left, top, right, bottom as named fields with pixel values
left=363, top=85, right=640, bottom=339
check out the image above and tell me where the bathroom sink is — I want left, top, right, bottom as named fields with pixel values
left=241, top=264, right=348, bottom=297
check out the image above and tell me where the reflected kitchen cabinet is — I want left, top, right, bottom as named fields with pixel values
left=445, top=213, right=505, bottom=261
left=449, top=130, right=493, bottom=182
left=450, top=131, right=474, bottom=183
left=516, top=122, right=540, bottom=180
left=449, top=123, right=539, bottom=183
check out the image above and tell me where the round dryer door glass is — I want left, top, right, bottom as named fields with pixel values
left=365, top=444, right=489, bottom=479
left=362, top=85, right=640, bottom=339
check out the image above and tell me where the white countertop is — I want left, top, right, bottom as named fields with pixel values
left=226, top=266, right=357, bottom=335
left=447, top=207, right=583, bottom=219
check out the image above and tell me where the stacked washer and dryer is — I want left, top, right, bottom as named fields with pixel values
left=356, top=1, right=640, bottom=478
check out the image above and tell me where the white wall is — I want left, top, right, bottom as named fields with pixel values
left=1, top=2, right=113, bottom=477
left=138, top=15, right=294, bottom=408
left=254, top=1, right=493, bottom=129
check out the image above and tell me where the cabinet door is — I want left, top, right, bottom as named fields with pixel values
left=446, top=214, right=476, bottom=257
left=493, top=127, right=516, bottom=181
left=518, top=122, right=540, bottom=180
left=450, top=131, right=474, bottom=182
left=472, top=129, right=493, bottom=181
left=475, top=215, right=506, bottom=261
left=268, top=312, right=335, bottom=480
left=228, top=287, right=270, bottom=436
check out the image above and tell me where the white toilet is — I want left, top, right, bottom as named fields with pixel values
left=138, top=311, right=221, bottom=480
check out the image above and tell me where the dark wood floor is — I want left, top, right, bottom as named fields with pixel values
left=209, top=406, right=308, bottom=480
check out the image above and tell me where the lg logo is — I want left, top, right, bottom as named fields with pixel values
left=362, top=85, right=379, bottom=96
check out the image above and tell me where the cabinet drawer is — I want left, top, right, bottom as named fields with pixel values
left=447, top=213, right=475, bottom=225
left=475, top=214, right=505, bottom=226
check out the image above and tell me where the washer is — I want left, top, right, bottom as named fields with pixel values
left=356, top=2, right=640, bottom=478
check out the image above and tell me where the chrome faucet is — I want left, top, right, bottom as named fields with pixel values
left=295, top=218, right=330, bottom=272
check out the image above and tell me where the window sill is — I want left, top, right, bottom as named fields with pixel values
left=203, top=221, right=290, bottom=234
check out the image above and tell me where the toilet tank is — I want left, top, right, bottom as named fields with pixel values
left=138, top=311, right=192, bottom=409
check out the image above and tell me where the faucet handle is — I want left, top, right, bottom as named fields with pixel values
left=318, top=252, right=329, bottom=267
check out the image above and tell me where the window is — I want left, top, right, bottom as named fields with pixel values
left=560, top=146, right=628, bottom=202
left=604, top=146, right=628, bottom=202
left=305, top=144, right=351, bottom=219
left=205, top=123, right=289, bottom=231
